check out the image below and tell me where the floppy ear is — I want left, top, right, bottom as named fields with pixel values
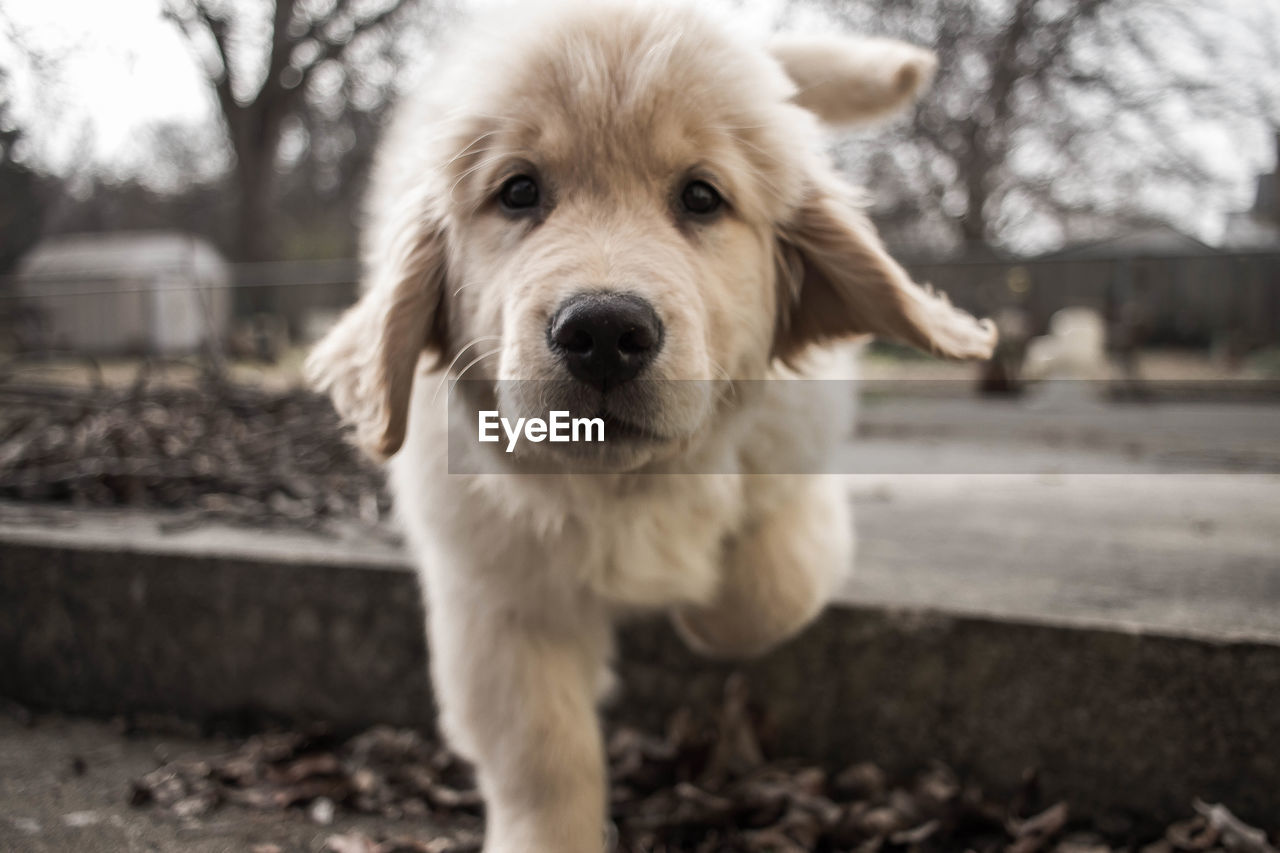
left=774, top=177, right=996, bottom=362
left=769, top=34, right=936, bottom=125
left=305, top=201, right=447, bottom=460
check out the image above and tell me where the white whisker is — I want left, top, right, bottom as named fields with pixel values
left=449, top=153, right=515, bottom=202
left=435, top=347, right=504, bottom=409
left=450, top=348, right=504, bottom=392
left=710, top=360, right=737, bottom=403
left=452, top=280, right=487, bottom=298
left=433, top=336, right=504, bottom=404
left=445, top=130, right=502, bottom=167
left=466, top=111, right=538, bottom=132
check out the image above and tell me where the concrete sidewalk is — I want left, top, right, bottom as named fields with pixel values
left=847, top=471, right=1280, bottom=642
left=5, top=461, right=1277, bottom=643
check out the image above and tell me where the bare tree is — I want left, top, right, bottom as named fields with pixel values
left=164, top=0, right=425, bottom=266
left=0, top=68, right=49, bottom=274
left=805, top=0, right=1279, bottom=253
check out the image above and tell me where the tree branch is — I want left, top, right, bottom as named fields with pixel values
left=291, top=0, right=414, bottom=92
left=162, top=1, right=241, bottom=140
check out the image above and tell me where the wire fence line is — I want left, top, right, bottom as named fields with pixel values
left=0, top=258, right=362, bottom=300
left=1, top=249, right=1278, bottom=360
left=3, top=249, right=1278, bottom=297
left=0, top=258, right=364, bottom=364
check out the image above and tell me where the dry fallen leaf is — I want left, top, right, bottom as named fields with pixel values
left=324, top=833, right=379, bottom=853
left=1167, top=815, right=1219, bottom=851
left=700, top=673, right=764, bottom=786
left=891, top=819, right=941, bottom=845
left=1008, top=802, right=1070, bottom=853
left=833, top=762, right=887, bottom=801
left=1193, top=800, right=1279, bottom=853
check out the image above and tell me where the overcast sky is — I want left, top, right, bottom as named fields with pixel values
left=0, top=0, right=792, bottom=170
left=1, top=0, right=212, bottom=168
left=2, top=0, right=1276, bottom=241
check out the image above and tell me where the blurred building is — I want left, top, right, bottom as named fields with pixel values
left=896, top=135, right=1280, bottom=353
left=1028, top=227, right=1232, bottom=348
left=11, top=232, right=231, bottom=356
left=1222, top=131, right=1280, bottom=250
left=904, top=230, right=1279, bottom=352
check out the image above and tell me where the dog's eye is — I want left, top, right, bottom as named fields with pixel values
left=499, top=175, right=540, bottom=211
left=680, top=180, right=723, bottom=216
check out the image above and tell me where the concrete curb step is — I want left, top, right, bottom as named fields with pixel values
left=2, top=514, right=1277, bottom=832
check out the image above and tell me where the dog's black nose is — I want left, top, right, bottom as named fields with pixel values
left=548, top=292, right=664, bottom=391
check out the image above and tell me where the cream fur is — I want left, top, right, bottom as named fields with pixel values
left=769, top=34, right=939, bottom=126
left=306, top=3, right=995, bottom=851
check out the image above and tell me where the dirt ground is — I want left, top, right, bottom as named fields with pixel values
left=3, top=700, right=1278, bottom=853
left=0, top=711, right=467, bottom=853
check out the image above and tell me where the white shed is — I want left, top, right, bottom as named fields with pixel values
left=14, top=232, right=231, bottom=356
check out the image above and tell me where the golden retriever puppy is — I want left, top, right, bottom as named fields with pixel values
left=308, top=3, right=995, bottom=850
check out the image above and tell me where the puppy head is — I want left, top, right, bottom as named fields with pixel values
left=307, top=2, right=995, bottom=466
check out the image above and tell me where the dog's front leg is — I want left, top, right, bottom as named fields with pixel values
left=426, top=581, right=611, bottom=853
left=673, top=476, right=852, bottom=659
